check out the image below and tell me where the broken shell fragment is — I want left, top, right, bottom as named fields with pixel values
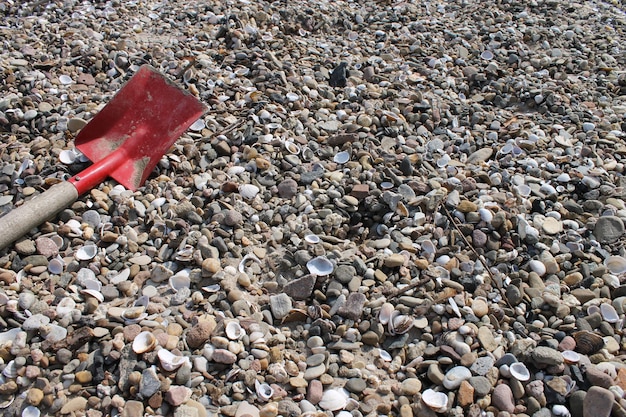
left=75, top=244, right=98, bottom=261
left=225, top=321, right=246, bottom=340
left=600, top=303, right=620, bottom=323
left=158, top=348, right=189, bottom=371
left=255, top=379, right=274, bottom=402
left=422, top=389, right=448, bottom=412
left=509, top=362, right=530, bottom=381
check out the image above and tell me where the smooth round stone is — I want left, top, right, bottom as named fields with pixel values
left=142, top=285, right=158, bottom=298
left=542, top=217, right=563, bottom=234
left=345, top=378, right=367, bottom=393
left=471, top=298, right=489, bottom=317
left=22, top=314, right=50, bottom=331
left=303, top=364, right=326, bottom=380
left=594, top=216, right=625, bottom=243
left=443, top=366, right=472, bottom=389
left=400, top=378, right=422, bottom=395
left=129, top=255, right=152, bottom=265
left=306, top=353, right=326, bottom=367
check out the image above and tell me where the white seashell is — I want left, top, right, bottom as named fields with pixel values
left=390, top=314, right=414, bottom=335
left=227, top=166, right=246, bottom=176
left=239, top=184, right=260, bottom=199
left=379, top=349, right=392, bottom=362
left=378, top=303, right=395, bottom=325
left=528, top=260, right=546, bottom=276
left=40, top=324, right=67, bottom=342
left=81, top=289, right=104, bottom=303
left=306, top=256, right=334, bottom=276
left=516, top=184, right=531, bottom=197
left=448, top=297, right=461, bottom=317
left=286, top=92, right=300, bottom=102
left=133, top=331, right=157, bottom=354
left=255, top=379, right=273, bottom=401
left=189, top=118, right=205, bottom=131
left=59, top=149, right=77, bottom=164
left=75, top=244, right=97, bottom=261
left=158, top=348, right=189, bottom=371
left=59, top=74, right=73, bottom=85
left=480, top=50, right=494, bottom=60
left=284, top=141, right=301, bottom=155
left=109, top=268, right=131, bottom=284
left=552, top=404, right=571, bottom=417
left=239, top=253, right=261, bottom=274
left=22, top=405, right=41, bottom=417
left=605, top=256, right=626, bottom=275
left=48, top=256, right=64, bottom=274
left=561, top=350, right=580, bottom=363
left=56, top=297, right=76, bottom=317
left=600, top=303, right=620, bottom=323
left=421, top=389, right=448, bottom=412
left=304, top=234, right=320, bottom=244
left=3, top=360, right=18, bottom=378
left=509, top=362, right=530, bottom=381
left=66, top=219, right=83, bottom=235
left=83, top=277, right=102, bottom=292
left=225, top=321, right=246, bottom=340
left=333, top=151, right=350, bottom=164
left=169, top=273, right=191, bottom=293
left=318, top=388, right=349, bottom=411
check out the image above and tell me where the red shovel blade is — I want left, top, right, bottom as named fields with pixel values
left=73, top=65, right=206, bottom=191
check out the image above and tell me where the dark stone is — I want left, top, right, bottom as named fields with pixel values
left=329, top=62, right=348, bottom=88
left=283, top=274, right=316, bottom=300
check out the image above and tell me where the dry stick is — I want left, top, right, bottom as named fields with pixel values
left=440, top=205, right=500, bottom=289
left=384, top=274, right=434, bottom=300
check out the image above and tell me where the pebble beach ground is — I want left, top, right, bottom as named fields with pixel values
left=2, top=0, right=626, bottom=416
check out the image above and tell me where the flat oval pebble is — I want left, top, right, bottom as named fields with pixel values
left=442, top=366, right=472, bottom=389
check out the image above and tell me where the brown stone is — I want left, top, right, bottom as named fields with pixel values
left=458, top=380, right=475, bottom=407
left=185, top=316, right=217, bottom=348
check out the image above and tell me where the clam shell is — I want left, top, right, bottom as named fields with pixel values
left=56, top=297, right=76, bottom=317
left=561, top=350, right=580, bottom=364
left=333, top=151, right=350, bottom=164
left=306, top=256, right=334, bottom=276
left=378, top=302, right=395, bottom=325
left=573, top=330, right=604, bottom=355
left=421, top=389, right=448, bottom=412
left=122, top=306, right=147, bottom=324
left=169, top=272, right=191, bottom=293
left=75, top=244, right=97, bottom=261
left=225, top=321, right=246, bottom=340
left=22, top=405, right=40, bottom=417
left=59, top=149, right=78, bottom=164
left=48, top=257, right=64, bottom=274
left=81, top=289, right=104, bottom=303
left=509, top=362, right=530, bottom=381
left=379, top=349, right=392, bottom=362
left=304, top=234, right=320, bottom=244
left=284, top=141, right=301, bottom=155
left=318, top=388, right=349, bottom=411
left=390, top=314, right=414, bottom=335
left=132, top=331, right=157, bottom=354
left=255, top=380, right=273, bottom=402
left=158, top=348, right=189, bottom=371
left=600, top=303, right=620, bottom=323
left=605, top=255, right=626, bottom=274
left=239, top=184, right=260, bottom=199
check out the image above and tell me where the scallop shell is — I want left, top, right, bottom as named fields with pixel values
left=255, top=380, right=274, bottom=402
left=605, top=256, right=626, bottom=275
left=509, top=362, right=530, bottom=381
left=75, top=244, right=97, bottom=261
left=318, top=388, right=349, bottom=411
left=133, top=331, right=157, bottom=354
left=22, top=405, right=40, bottom=417
left=378, top=302, right=395, bottom=325
left=306, top=256, right=334, bottom=276
left=333, top=151, right=350, bottom=164
left=158, top=348, right=189, bottom=371
left=573, top=330, right=604, bottom=355
left=600, top=303, right=620, bottom=323
left=421, top=389, right=448, bottom=412
left=225, top=321, right=246, bottom=340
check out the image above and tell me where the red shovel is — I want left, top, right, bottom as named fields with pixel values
left=0, top=65, right=206, bottom=250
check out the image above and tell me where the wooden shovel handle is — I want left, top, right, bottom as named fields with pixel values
left=0, top=181, right=79, bottom=251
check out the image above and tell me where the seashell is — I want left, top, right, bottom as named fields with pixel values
left=306, top=256, right=334, bottom=276
left=281, top=309, right=309, bottom=323
left=239, top=253, right=262, bottom=274
left=189, top=118, right=205, bottom=131
left=573, top=331, right=604, bottom=355
left=552, top=404, right=571, bottom=417
left=158, top=348, right=189, bottom=371
left=600, top=303, right=620, bottom=323
left=169, top=272, right=191, bottom=293
left=59, top=74, right=73, bottom=85
left=304, top=234, right=320, bottom=244
left=48, top=256, right=64, bottom=274
left=239, top=184, right=260, bottom=199
left=333, top=151, right=350, bottom=164
left=175, top=246, right=194, bottom=262
left=81, top=289, right=104, bottom=303
left=318, top=388, right=349, bottom=411
left=59, top=149, right=77, bottom=164
left=109, top=268, right=131, bottom=284
left=478, top=208, right=493, bottom=223
left=509, top=362, right=530, bottom=381
left=421, top=389, right=448, bottom=412
left=255, top=380, right=274, bottom=402
left=379, top=349, right=392, bottom=362
left=390, top=314, right=414, bottom=335
left=225, top=321, right=246, bottom=340
left=75, top=243, right=98, bottom=261
left=40, top=324, right=67, bottom=342
left=122, top=306, right=147, bottom=324
left=284, top=141, right=300, bottom=155
left=286, top=92, right=300, bottom=102
left=605, top=256, right=626, bottom=275
left=480, top=50, right=494, bottom=60
left=378, top=302, right=395, bottom=325
left=22, top=405, right=40, bottom=417
left=133, top=331, right=157, bottom=354
left=3, top=360, right=18, bottom=378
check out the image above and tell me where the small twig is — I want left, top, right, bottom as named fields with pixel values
left=384, top=274, right=434, bottom=299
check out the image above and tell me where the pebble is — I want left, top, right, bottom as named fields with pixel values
left=583, top=386, right=613, bottom=417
